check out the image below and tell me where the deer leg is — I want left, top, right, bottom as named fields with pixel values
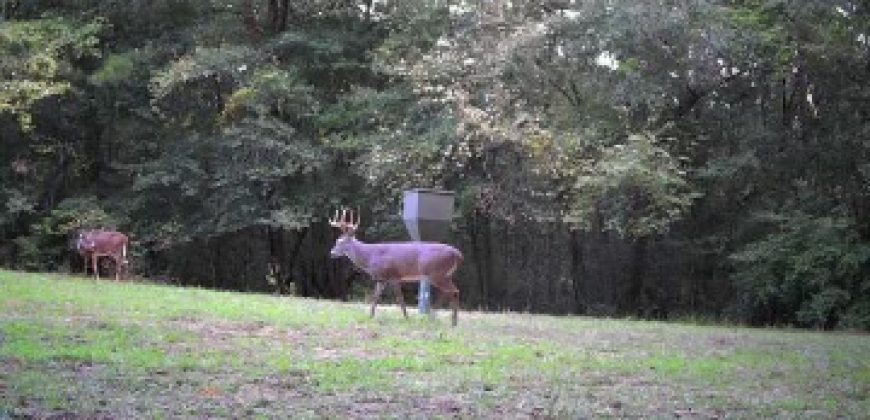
left=92, top=255, right=99, bottom=280
left=121, top=260, right=128, bottom=281
left=370, top=281, right=386, bottom=318
left=116, top=255, right=127, bottom=281
left=431, top=278, right=460, bottom=325
left=391, top=281, right=408, bottom=319
left=121, top=243, right=128, bottom=280
left=430, top=287, right=449, bottom=319
left=433, top=276, right=460, bottom=326
left=450, top=290, right=460, bottom=326
left=433, top=287, right=448, bottom=308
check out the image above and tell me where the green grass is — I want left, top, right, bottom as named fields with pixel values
left=1, top=270, right=868, bottom=418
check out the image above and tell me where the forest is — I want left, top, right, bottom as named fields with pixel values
left=1, top=0, right=868, bottom=330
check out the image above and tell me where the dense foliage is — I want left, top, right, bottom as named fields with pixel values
left=1, top=0, right=868, bottom=329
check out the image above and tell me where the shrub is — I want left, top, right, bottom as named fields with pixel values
left=730, top=212, right=870, bottom=329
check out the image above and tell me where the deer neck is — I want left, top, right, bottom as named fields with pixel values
left=344, top=237, right=373, bottom=271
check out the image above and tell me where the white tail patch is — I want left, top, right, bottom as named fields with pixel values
left=446, top=259, right=459, bottom=278
left=123, top=244, right=127, bottom=258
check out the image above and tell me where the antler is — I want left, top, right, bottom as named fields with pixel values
left=328, top=207, right=360, bottom=234
left=328, top=208, right=343, bottom=228
left=349, top=207, right=360, bottom=232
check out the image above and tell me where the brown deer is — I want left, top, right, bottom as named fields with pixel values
left=328, top=208, right=463, bottom=326
left=75, top=230, right=129, bottom=281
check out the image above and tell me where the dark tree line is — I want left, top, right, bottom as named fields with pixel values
left=1, top=0, right=868, bottom=329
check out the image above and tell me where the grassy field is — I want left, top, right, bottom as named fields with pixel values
left=1, top=270, right=868, bottom=418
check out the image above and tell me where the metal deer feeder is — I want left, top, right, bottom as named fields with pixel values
left=402, top=188, right=455, bottom=314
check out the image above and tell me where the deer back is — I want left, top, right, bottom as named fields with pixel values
left=360, top=241, right=462, bottom=279
left=78, top=231, right=128, bottom=255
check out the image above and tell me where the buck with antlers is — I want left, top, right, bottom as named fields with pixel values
left=75, top=230, right=129, bottom=281
left=329, top=208, right=463, bottom=326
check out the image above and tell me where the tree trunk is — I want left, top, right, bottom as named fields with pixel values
left=627, top=236, right=648, bottom=315
left=242, top=0, right=263, bottom=38
left=569, top=230, right=586, bottom=315
left=363, top=0, right=373, bottom=22
left=268, top=0, right=278, bottom=31
left=210, top=238, right=218, bottom=289
left=482, top=214, right=495, bottom=309
left=467, top=212, right=488, bottom=308
left=279, top=0, right=289, bottom=31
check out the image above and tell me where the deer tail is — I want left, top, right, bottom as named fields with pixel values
left=123, top=244, right=127, bottom=258
left=446, top=248, right=463, bottom=277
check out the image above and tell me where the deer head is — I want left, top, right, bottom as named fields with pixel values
left=328, top=207, right=360, bottom=259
